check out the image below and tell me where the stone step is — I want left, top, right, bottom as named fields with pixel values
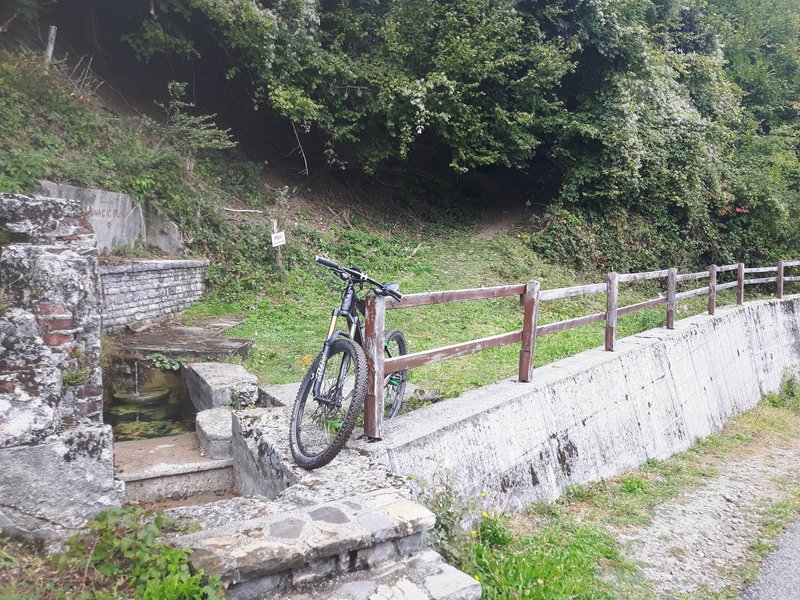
left=196, top=407, right=234, bottom=459
left=186, top=362, right=259, bottom=411
left=167, top=488, right=437, bottom=599
left=272, top=549, right=481, bottom=600
left=115, top=433, right=233, bottom=503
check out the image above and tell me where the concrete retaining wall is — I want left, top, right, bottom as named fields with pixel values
left=38, top=181, right=183, bottom=256
left=100, top=260, right=208, bottom=332
left=367, top=297, right=800, bottom=512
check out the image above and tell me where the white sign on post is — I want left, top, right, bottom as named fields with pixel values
left=271, top=231, right=286, bottom=247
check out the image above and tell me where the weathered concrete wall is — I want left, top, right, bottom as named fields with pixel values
left=367, top=298, right=800, bottom=512
left=100, top=259, right=208, bottom=332
left=39, top=181, right=183, bottom=256
left=0, top=193, right=121, bottom=540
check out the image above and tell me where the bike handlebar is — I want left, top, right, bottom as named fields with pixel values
left=314, top=255, right=403, bottom=301
left=314, top=255, right=340, bottom=270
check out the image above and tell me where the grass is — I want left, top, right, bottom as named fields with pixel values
left=190, top=219, right=767, bottom=400
left=430, top=382, right=800, bottom=599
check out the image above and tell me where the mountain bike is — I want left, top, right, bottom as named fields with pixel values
left=289, top=256, right=407, bottom=469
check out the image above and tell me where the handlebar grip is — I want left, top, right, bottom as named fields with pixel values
left=314, top=255, right=340, bottom=270
left=388, top=289, right=403, bottom=301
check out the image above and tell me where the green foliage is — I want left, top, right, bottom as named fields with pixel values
left=476, top=512, right=513, bottom=548
left=415, top=469, right=473, bottom=564
left=147, top=353, right=183, bottom=371
left=62, top=506, right=222, bottom=600
left=466, top=521, right=626, bottom=599
left=764, top=376, right=800, bottom=413
left=62, top=366, right=91, bottom=387
left=0, top=49, right=280, bottom=299
left=2, top=0, right=52, bottom=22
left=155, top=81, right=236, bottom=159
left=104, top=0, right=800, bottom=269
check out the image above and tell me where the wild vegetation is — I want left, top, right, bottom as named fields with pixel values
left=2, top=3, right=800, bottom=597
left=3, top=39, right=773, bottom=399
left=8, top=0, right=800, bottom=273
left=0, top=506, right=222, bottom=599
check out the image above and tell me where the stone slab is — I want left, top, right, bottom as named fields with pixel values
left=39, top=181, right=184, bottom=256
left=359, top=297, right=800, bottom=512
left=170, top=487, right=435, bottom=588
left=123, top=467, right=234, bottom=504
left=196, top=407, right=234, bottom=459
left=0, top=424, right=121, bottom=540
left=268, top=550, right=481, bottom=600
left=113, top=317, right=252, bottom=359
left=115, top=432, right=233, bottom=481
left=186, top=362, right=258, bottom=411
left=115, top=432, right=234, bottom=503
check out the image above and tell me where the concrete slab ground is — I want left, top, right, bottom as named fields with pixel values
left=113, top=316, right=252, bottom=359
left=115, top=432, right=234, bottom=503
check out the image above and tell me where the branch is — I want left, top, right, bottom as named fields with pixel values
left=222, top=207, right=264, bottom=214
left=0, top=10, right=20, bottom=33
left=291, top=121, right=309, bottom=176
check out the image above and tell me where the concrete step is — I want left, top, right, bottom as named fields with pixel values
left=167, top=488, right=437, bottom=599
left=115, top=433, right=233, bottom=503
left=272, top=549, right=481, bottom=600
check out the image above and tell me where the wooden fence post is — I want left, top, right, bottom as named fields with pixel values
left=363, top=294, right=385, bottom=440
left=736, top=262, right=745, bottom=305
left=518, top=280, right=540, bottom=382
left=666, top=268, right=677, bottom=329
left=605, top=272, right=618, bottom=351
left=708, top=264, right=717, bottom=315
left=777, top=260, right=784, bottom=299
left=44, top=26, right=57, bottom=72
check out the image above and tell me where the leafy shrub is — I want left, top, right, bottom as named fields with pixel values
left=62, top=506, right=222, bottom=599
left=764, top=377, right=800, bottom=413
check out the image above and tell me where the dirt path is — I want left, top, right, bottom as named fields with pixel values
left=617, top=439, right=800, bottom=596
left=472, top=207, right=530, bottom=241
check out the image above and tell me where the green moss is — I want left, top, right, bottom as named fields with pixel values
left=62, top=366, right=90, bottom=387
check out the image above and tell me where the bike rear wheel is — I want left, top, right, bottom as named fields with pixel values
left=290, top=337, right=367, bottom=469
left=383, top=329, right=408, bottom=419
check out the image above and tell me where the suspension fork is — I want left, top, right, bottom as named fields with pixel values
left=312, top=311, right=358, bottom=401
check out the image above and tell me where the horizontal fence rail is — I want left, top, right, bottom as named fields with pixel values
left=362, top=259, right=800, bottom=438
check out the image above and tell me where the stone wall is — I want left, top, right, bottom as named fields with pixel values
left=100, top=260, right=208, bottom=332
left=366, top=297, right=800, bottom=513
left=0, top=193, right=120, bottom=540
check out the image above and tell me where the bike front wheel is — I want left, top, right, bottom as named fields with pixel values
left=290, top=337, right=367, bottom=469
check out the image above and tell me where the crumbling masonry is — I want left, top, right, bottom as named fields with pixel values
left=0, top=193, right=120, bottom=540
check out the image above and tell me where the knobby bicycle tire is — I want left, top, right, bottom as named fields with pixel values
left=384, top=329, right=408, bottom=419
left=289, top=337, right=367, bottom=469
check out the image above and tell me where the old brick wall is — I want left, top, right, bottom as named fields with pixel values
left=0, top=193, right=120, bottom=540
left=99, top=259, right=208, bottom=332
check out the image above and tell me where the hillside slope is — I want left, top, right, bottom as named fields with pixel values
left=0, top=45, right=752, bottom=400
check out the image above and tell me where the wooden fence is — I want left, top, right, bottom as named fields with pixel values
left=362, top=259, right=800, bottom=438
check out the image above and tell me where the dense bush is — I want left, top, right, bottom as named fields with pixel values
left=7, top=0, right=800, bottom=271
